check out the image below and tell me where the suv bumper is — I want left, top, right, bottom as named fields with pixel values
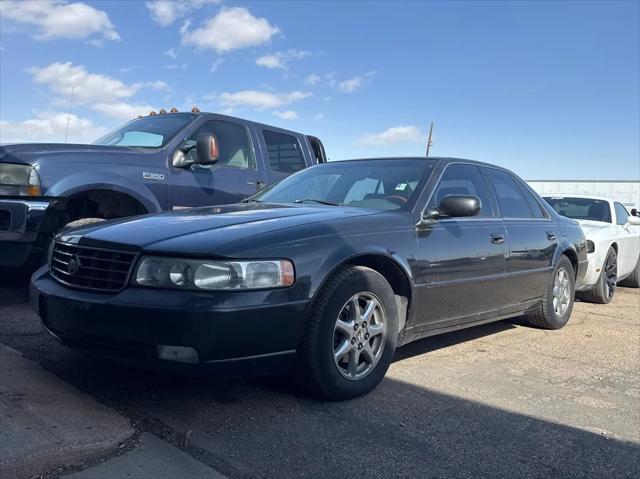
left=0, top=199, right=50, bottom=268
left=30, top=267, right=310, bottom=377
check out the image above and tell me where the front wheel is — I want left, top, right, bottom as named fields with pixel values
left=578, top=247, right=617, bottom=304
left=527, top=255, right=575, bottom=330
left=294, top=266, right=398, bottom=400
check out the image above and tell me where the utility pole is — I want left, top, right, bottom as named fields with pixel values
left=425, top=121, right=434, bottom=157
left=64, top=85, right=75, bottom=143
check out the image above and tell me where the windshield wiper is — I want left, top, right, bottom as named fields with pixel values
left=242, top=198, right=262, bottom=203
left=293, top=198, right=341, bottom=206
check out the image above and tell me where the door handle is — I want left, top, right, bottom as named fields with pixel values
left=546, top=231, right=556, bottom=241
left=246, top=181, right=266, bottom=191
left=490, top=233, right=505, bottom=244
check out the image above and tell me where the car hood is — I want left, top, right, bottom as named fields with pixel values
left=0, top=143, right=148, bottom=166
left=574, top=219, right=612, bottom=239
left=59, top=203, right=380, bottom=254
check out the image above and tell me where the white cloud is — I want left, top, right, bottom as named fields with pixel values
left=361, top=125, right=423, bottom=145
left=314, top=112, right=325, bottom=120
left=92, top=102, right=157, bottom=121
left=182, top=7, right=279, bottom=54
left=256, top=49, right=310, bottom=69
left=304, top=74, right=321, bottom=86
left=164, top=48, right=177, bottom=59
left=338, top=76, right=363, bottom=93
left=0, top=110, right=106, bottom=144
left=146, top=0, right=221, bottom=27
left=164, top=63, right=188, bottom=70
left=218, top=90, right=311, bottom=110
left=145, top=80, right=171, bottom=92
left=273, top=110, right=298, bottom=120
left=210, top=58, right=225, bottom=72
left=0, top=0, right=119, bottom=41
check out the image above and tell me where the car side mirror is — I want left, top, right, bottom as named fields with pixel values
left=195, top=133, right=219, bottom=165
left=627, top=215, right=640, bottom=226
left=631, top=208, right=639, bottom=217
left=438, top=195, right=481, bottom=218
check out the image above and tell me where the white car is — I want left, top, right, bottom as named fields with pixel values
left=544, top=195, right=640, bottom=303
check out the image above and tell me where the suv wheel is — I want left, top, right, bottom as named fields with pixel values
left=527, top=255, right=575, bottom=330
left=295, top=265, right=398, bottom=400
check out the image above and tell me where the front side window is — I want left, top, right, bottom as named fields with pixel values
left=95, top=113, right=196, bottom=148
left=429, top=164, right=494, bottom=218
left=263, top=130, right=306, bottom=173
left=614, top=202, right=630, bottom=225
left=253, top=159, right=436, bottom=211
left=484, top=168, right=533, bottom=218
left=185, top=120, right=255, bottom=169
left=543, top=197, right=612, bottom=223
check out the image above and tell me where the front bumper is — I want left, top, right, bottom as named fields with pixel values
left=30, top=267, right=311, bottom=376
left=0, top=198, right=51, bottom=267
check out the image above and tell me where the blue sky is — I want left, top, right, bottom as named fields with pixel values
left=0, top=0, right=638, bottom=180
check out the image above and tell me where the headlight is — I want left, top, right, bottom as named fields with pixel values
left=0, top=164, right=41, bottom=196
left=133, top=256, right=295, bottom=291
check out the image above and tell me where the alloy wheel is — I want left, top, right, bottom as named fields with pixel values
left=604, top=253, right=617, bottom=300
left=333, top=292, right=387, bottom=380
left=552, top=268, right=571, bottom=316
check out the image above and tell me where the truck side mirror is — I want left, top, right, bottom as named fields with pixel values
left=195, top=133, right=219, bottom=165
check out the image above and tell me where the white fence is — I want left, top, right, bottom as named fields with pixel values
left=528, top=181, right=640, bottom=210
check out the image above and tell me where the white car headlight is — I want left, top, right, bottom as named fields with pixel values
left=133, top=256, right=295, bottom=291
left=0, top=164, right=41, bottom=196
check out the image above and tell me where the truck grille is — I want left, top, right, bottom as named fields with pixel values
left=50, top=241, right=137, bottom=293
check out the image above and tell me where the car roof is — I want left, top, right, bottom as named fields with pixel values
left=541, top=194, right=614, bottom=203
left=333, top=156, right=504, bottom=168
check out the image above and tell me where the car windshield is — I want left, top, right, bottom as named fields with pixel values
left=544, top=196, right=612, bottom=223
left=94, top=113, right=197, bottom=148
left=252, top=159, right=437, bottom=211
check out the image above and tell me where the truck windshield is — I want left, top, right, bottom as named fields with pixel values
left=252, top=159, right=437, bottom=211
left=94, top=113, right=196, bottom=148
left=544, top=196, right=612, bottom=223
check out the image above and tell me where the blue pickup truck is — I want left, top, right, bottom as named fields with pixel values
left=0, top=111, right=326, bottom=269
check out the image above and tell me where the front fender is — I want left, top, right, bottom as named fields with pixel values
left=46, top=172, right=162, bottom=213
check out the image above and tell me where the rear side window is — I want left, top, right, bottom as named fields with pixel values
left=614, top=202, right=630, bottom=225
left=429, top=164, right=494, bottom=218
left=515, top=180, right=547, bottom=218
left=263, top=130, right=306, bottom=173
left=484, top=168, right=533, bottom=218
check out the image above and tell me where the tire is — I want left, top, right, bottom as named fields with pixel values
left=578, top=247, right=617, bottom=303
left=527, top=255, right=575, bottom=330
left=59, top=217, right=106, bottom=233
left=294, top=265, right=398, bottom=400
left=619, top=254, right=640, bottom=288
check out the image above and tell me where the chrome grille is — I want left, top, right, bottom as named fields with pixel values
left=50, top=241, right=137, bottom=292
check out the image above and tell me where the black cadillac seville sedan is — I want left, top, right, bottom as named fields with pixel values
left=30, top=158, right=588, bottom=399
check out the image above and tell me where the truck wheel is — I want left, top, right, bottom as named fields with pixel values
left=294, top=266, right=398, bottom=400
left=59, top=217, right=106, bottom=233
left=578, top=247, right=617, bottom=303
left=619, top=254, right=640, bottom=288
left=527, top=255, right=575, bottom=330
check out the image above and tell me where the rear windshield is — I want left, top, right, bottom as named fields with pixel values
left=544, top=196, right=612, bottom=223
left=94, top=113, right=196, bottom=148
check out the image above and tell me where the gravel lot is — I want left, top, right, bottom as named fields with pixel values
left=1, top=282, right=638, bottom=478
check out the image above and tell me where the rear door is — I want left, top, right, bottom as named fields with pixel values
left=413, top=163, right=509, bottom=332
left=258, top=129, right=313, bottom=185
left=168, top=119, right=266, bottom=208
left=482, top=167, right=557, bottom=307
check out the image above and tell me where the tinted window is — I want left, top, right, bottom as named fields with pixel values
left=484, top=169, right=533, bottom=218
left=254, top=159, right=437, bottom=211
left=429, top=164, right=494, bottom=218
left=543, top=197, right=612, bottom=223
left=186, top=120, right=255, bottom=169
left=614, top=202, right=630, bottom=225
left=516, top=180, right=546, bottom=218
left=95, top=113, right=196, bottom=148
left=263, top=131, right=306, bottom=173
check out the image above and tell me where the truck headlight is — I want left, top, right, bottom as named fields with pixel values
left=133, top=256, right=295, bottom=291
left=0, top=164, right=41, bottom=197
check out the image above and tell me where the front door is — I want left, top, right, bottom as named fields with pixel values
left=412, top=163, right=509, bottom=333
left=614, top=202, right=640, bottom=278
left=168, top=119, right=265, bottom=208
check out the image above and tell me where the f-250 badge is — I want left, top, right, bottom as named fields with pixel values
left=143, top=172, right=165, bottom=181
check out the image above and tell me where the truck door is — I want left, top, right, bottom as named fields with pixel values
left=168, top=119, right=266, bottom=208
left=257, top=129, right=312, bottom=185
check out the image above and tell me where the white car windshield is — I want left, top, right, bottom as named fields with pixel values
left=544, top=196, right=612, bottom=223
